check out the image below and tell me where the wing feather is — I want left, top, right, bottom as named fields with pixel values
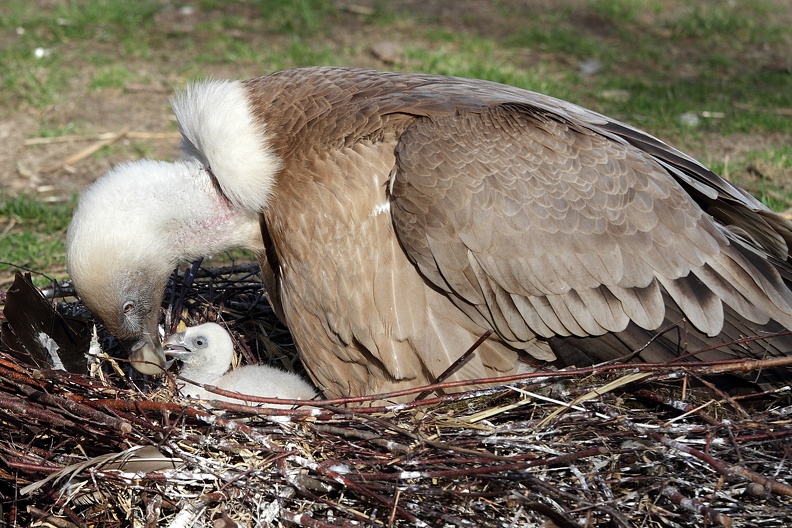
left=607, top=281, right=665, bottom=331
left=390, top=102, right=792, bottom=349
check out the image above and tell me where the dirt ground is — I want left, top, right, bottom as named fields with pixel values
left=1, top=0, right=790, bottom=202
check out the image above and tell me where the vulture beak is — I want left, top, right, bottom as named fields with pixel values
left=123, top=333, right=166, bottom=375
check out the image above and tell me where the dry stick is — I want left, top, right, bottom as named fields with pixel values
left=1, top=217, right=16, bottom=237
left=293, top=353, right=792, bottom=409
left=163, top=378, right=332, bottom=416
left=0, top=361, right=50, bottom=386
left=0, top=393, right=77, bottom=429
left=26, top=506, right=78, bottom=528
left=353, top=446, right=609, bottom=482
left=185, top=353, right=792, bottom=413
left=280, top=472, right=381, bottom=527
left=278, top=508, right=364, bottom=528
left=662, top=487, right=733, bottom=527
left=507, top=498, right=584, bottom=528
left=34, top=367, right=118, bottom=393
left=510, top=502, right=582, bottom=528
left=414, top=330, right=493, bottom=401
left=597, top=404, right=792, bottom=497
left=40, top=127, right=129, bottom=173
left=732, top=102, right=792, bottom=116
left=672, top=331, right=792, bottom=363
left=312, top=424, right=412, bottom=455
left=731, top=384, right=792, bottom=401
left=322, top=405, right=524, bottom=463
left=91, top=399, right=285, bottom=451
left=733, top=429, right=792, bottom=443
left=635, top=389, right=721, bottom=426
left=24, top=131, right=180, bottom=145
left=45, top=486, right=88, bottom=528
left=688, top=372, right=751, bottom=419
left=650, top=431, right=792, bottom=496
left=387, top=488, right=402, bottom=528
left=6, top=461, right=66, bottom=475
left=516, top=477, right=634, bottom=528
left=17, top=384, right=132, bottom=434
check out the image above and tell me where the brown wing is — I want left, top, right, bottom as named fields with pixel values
left=390, top=103, right=792, bottom=358
left=244, top=67, right=792, bottom=394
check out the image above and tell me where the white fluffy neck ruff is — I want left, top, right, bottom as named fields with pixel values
left=171, top=79, right=280, bottom=213
left=67, top=159, right=264, bottom=280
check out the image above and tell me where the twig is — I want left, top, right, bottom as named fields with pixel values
left=662, top=486, right=733, bottom=527
left=635, top=389, right=721, bottom=425
left=26, top=506, right=79, bottom=528
left=599, top=404, right=792, bottom=497
left=24, top=131, right=180, bottom=145
left=39, top=127, right=129, bottom=173
left=414, top=330, right=492, bottom=401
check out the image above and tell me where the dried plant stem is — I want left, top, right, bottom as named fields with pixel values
left=662, top=486, right=733, bottom=527
left=40, top=127, right=129, bottom=173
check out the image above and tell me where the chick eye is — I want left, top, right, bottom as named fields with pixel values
left=194, top=336, right=207, bottom=348
left=122, top=301, right=135, bottom=314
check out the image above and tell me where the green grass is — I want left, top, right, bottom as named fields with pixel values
left=505, top=25, right=616, bottom=63
left=90, top=65, right=134, bottom=91
left=0, top=0, right=160, bottom=108
left=0, top=194, right=76, bottom=282
left=585, top=0, right=661, bottom=24
left=258, top=0, right=338, bottom=36
left=405, top=32, right=574, bottom=100
left=706, top=146, right=792, bottom=212
left=665, top=2, right=783, bottom=46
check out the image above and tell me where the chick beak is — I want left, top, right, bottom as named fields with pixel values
left=163, top=332, right=191, bottom=359
left=124, top=334, right=166, bottom=375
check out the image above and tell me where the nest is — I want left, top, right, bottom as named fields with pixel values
left=1, top=263, right=791, bottom=527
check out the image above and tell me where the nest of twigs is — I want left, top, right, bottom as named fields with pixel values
left=1, top=263, right=791, bottom=527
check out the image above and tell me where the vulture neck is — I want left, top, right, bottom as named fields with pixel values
left=157, top=159, right=265, bottom=263
left=71, top=158, right=266, bottom=273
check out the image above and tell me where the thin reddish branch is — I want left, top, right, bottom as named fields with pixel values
left=299, top=354, right=792, bottom=407
left=16, top=384, right=132, bottom=434
left=650, top=431, right=792, bottom=496
left=0, top=393, right=77, bottom=428
left=596, top=402, right=792, bottom=498
left=662, top=486, right=733, bottom=526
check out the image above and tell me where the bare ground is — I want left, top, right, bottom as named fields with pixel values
left=1, top=0, right=790, bottom=200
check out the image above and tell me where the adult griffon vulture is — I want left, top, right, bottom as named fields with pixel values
left=66, top=67, right=792, bottom=399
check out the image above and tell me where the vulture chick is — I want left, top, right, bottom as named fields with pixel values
left=164, top=323, right=317, bottom=406
left=67, top=67, right=792, bottom=399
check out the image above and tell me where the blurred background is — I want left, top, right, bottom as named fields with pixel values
left=1, top=0, right=791, bottom=285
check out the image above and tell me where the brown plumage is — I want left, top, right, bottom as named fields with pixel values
left=66, top=67, right=792, bottom=399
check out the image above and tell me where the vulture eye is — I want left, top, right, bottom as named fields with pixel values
left=122, top=300, right=135, bottom=314
left=194, top=336, right=208, bottom=348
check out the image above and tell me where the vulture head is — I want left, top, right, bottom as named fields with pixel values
left=67, top=80, right=274, bottom=374
left=67, top=67, right=792, bottom=398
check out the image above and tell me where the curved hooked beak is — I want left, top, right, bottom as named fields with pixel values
left=123, top=334, right=167, bottom=375
left=162, top=331, right=191, bottom=359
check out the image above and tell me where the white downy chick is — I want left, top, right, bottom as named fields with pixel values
left=163, top=323, right=317, bottom=407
